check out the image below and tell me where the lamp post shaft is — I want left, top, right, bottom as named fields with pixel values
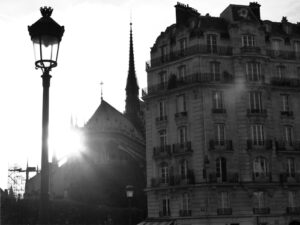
left=39, top=69, right=52, bottom=224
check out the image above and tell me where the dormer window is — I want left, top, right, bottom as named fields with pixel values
left=272, top=39, right=281, bottom=51
left=242, top=35, right=255, bottom=47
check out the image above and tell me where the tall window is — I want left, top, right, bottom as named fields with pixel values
left=159, top=71, right=167, bottom=87
left=180, top=159, right=188, bottom=179
left=178, top=126, right=187, bottom=145
left=158, top=100, right=166, bottom=118
left=253, top=191, right=266, bottom=208
left=210, top=62, right=220, bottom=81
left=215, top=123, right=225, bottom=145
left=176, top=95, right=186, bottom=112
left=287, top=158, right=295, bottom=177
left=219, top=192, right=230, bottom=208
left=251, top=124, right=264, bottom=145
left=294, top=40, right=300, bottom=53
left=272, top=39, right=281, bottom=51
left=179, top=38, right=187, bottom=55
left=288, top=191, right=296, bottom=208
left=207, top=34, right=217, bottom=53
left=178, top=65, right=186, bottom=81
left=246, top=62, right=261, bottom=81
left=213, top=91, right=223, bottom=109
left=181, top=193, right=190, bottom=211
left=276, top=65, right=285, bottom=79
left=253, top=157, right=268, bottom=177
left=160, top=162, right=169, bottom=184
left=284, top=126, right=293, bottom=146
left=161, top=45, right=167, bottom=62
left=242, top=35, right=255, bottom=47
left=249, top=92, right=263, bottom=112
left=216, top=157, right=227, bottom=182
left=159, top=130, right=167, bottom=147
left=281, top=94, right=290, bottom=112
left=162, top=194, right=170, bottom=216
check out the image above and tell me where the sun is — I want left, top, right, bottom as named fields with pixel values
left=49, top=126, right=84, bottom=162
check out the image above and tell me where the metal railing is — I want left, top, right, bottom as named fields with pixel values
left=286, top=207, right=300, bottom=215
left=247, top=109, right=267, bottom=117
left=247, top=139, right=273, bottom=150
left=208, top=172, right=239, bottom=183
left=275, top=140, right=300, bottom=152
left=151, top=170, right=195, bottom=187
left=266, top=49, right=299, bottom=60
left=147, top=44, right=233, bottom=69
left=279, top=173, right=300, bottom=183
left=217, top=208, right=232, bottom=215
left=252, top=172, right=272, bottom=182
left=270, top=77, right=300, bottom=87
left=253, top=207, right=270, bottom=214
left=179, top=210, right=192, bottom=217
left=209, top=140, right=233, bottom=151
left=142, top=72, right=234, bottom=97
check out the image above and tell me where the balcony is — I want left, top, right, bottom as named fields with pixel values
left=212, top=108, right=227, bottom=114
left=159, top=211, right=170, bottom=217
left=247, top=109, right=267, bottom=117
left=247, top=139, right=273, bottom=151
left=172, top=142, right=192, bottom=155
left=147, top=44, right=233, bottom=69
left=270, top=77, right=300, bottom=88
left=175, top=111, right=188, bottom=120
left=281, top=111, right=294, bottom=117
left=208, top=172, right=239, bottom=183
left=275, top=141, right=300, bottom=152
left=253, top=207, right=270, bottom=214
left=241, top=46, right=261, bottom=54
left=209, top=140, right=233, bottom=151
left=151, top=170, right=195, bottom=188
left=217, top=208, right=232, bottom=215
left=153, top=145, right=172, bottom=158
left=252, top=173, right=272, bottom=182
left=279, top=173, right=300, bottom=183
left=142, top=72, right=234, bottom=97
left=266, top=49, right=297, bottom=60
left=179, top=210, right=192, bottom=217
left=286, top=207, right=300, bottom=215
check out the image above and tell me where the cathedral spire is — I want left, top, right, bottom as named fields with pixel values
left=125, top=21, right=140, bottom=118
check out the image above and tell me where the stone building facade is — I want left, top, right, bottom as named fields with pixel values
left=142, top=2, right=300, bottom=225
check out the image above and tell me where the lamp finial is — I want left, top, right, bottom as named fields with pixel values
left=40, top=6, right=53, bottom=17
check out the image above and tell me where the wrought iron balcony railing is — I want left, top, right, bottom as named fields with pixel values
left=279, top=173, right=300, bottom=183
left=247, top=109, right=267, bottom=117
left=247, top=139, right=273, bottom=150
left=212, top=108, right=226, bottom=114
left=153, top=145, right=172, bottom=158
left=241, top=46, right=261, bottom=54
left=270, top=77, right=300, bottom=88
left=209, top=140, right=233, bottom=151
left=208, top=172, right=239, bottom=183
left=275, top=140, right=300, bottom=152
left=217, top=208, right=232, bottom=215
left=172, top=142, right=192, bottom=155
left=266, top=49, right=298, bottom=60
left=151, top=170, right=195, bottom=188
left=147, top=44, right=233, bottom=69
left=142, top=72, right=234, bottom=97
left=253, top=207, right=270, bottom=214
left=286, top=207, right=300, bottom=215
left=280, top=111, right=294, bottom=117
left=252, top=172, right=272, bottom=182
left=179, top=210, right=192, bottom=217
left=159, top=210, right=170, bottom=217
left=175, top=111, right=188, bottom=119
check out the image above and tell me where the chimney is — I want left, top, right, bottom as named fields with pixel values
left=175, top=2, right=200, bottom=27
left=249, top=2, right=261, bottom=20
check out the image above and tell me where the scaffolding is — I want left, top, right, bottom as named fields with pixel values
left=7, top=164, right=37, bottom=199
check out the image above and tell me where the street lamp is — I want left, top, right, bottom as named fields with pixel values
left=126, top=185, right=134, bottom=225
left=28, top=7, right=64, bottom=224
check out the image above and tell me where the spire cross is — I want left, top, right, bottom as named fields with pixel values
left=100, top=81, right=104, bottom=100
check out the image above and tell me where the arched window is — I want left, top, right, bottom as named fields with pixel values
left=216, top=157, right=227, bottom=182
left=160, top=162, right=169, bottom=184
left=253, top=157, right=268, bottom=178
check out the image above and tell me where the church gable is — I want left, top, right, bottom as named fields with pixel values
left=85, top=100, right=144, bottom=141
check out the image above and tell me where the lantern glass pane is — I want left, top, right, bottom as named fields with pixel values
left=126, top=190, right=134, bottom=198
left=32, top=42, right=41, bottom=64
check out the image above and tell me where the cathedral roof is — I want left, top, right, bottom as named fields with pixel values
left=84, top=99, right=144, bottom=142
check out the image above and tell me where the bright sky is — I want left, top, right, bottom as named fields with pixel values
left=0, top=0, right=299, bottom=189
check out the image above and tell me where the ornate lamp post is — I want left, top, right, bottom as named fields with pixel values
left=126, top=185, right=134, bottom=225
left=28, top=7, right=64, bottom=224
